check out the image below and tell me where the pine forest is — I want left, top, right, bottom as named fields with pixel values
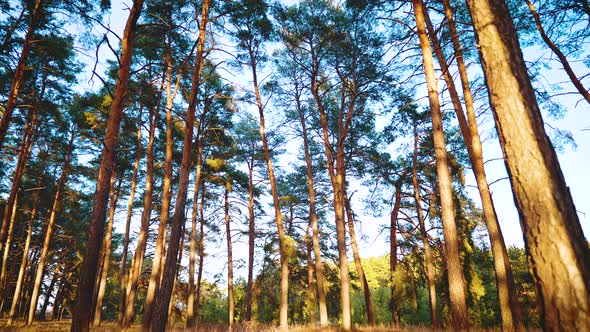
left=0, top=0, right=589, bottom=331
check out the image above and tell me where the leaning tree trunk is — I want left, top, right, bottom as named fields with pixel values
left=425, top=3, right=522, bottom=329
left=27, top=131, right=74, bottom=326
left=0, top=111, right=38, bottom=291
left=344, top=195, right=375, bottom=326
left=117, top=110, right=142, bottom=323
left=122, top=103, right=158, bottom=327
left=7, top=190, right=40, bottom=325
left=0, top=106, right=38, bottom=270
left=465, top=0, right=590, bottom=330
left=0, top=192, right=18, bottom=300
left=0, top=0, right=43, bottom=150
left=150, top=2, right=210, bottom=330
left=248, top=45, right=290, bottom=330
left=38, top=267, right=58, bottom=320
left=411, top=121, right=439, bottom=328
left=71, top=2, right=143, bottom=330
left=413, top=0, right=469, bottom=329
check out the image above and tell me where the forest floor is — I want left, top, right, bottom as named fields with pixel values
left=0, top=320, right=542, bottom=331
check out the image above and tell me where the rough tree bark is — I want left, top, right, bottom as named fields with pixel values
left=465, top=0, right=590, bottom=329
left=150, top=1, right=210, bottom=330
left=427, top=2, right=523, bottom=329
left=413, top=0, right=469, bottom=328
left=70, top=1, right=143, bottom=330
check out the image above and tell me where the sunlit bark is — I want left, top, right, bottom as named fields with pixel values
left=70, top=2, right=144, bottom=330
left=150, top=2, right=210, bottom=330
left=122, top=104, right=158, bottom=327
left=413, top=0, right=469, bottom=328
left=117, top=110, right=142, bottom=323
left=465, top=0, right=590, bottom=329
left=426, top=2, right=523, bottom=329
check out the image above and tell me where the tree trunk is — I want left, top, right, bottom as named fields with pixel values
left=225, top=182, right=235, bottom=327
left=0, top=106, right=38, bottom=272
left=411, top=120, right=439, bottom=328
left=142, top=49, right=181, bottom=328
left=39, top=268, right=58, bottom=320
left=28, top=131, right=74, bottom=326
left=93, top=175, right=121, bottom=326
left=524, top=0, right=590, bottom=104
left=248, top=45, right=290, bottom=331
left=427, top=2, right=523, bottom=329
left=7, top=190, right=40, bottom=325
left=412, top=0, right=469, bottom=328
left=344, top=195, right=375, bottom=326
left=465, top=0, right=590, bottom=329
left=122, top=103, right=158, bottom=327
left=150, top=2, right=210, bottom=330
left=117, top=110, right=142, bottom=323
left=186, top=143, right=204, bottom=327
left=0, top=0, right=43, bottom=150
left=70, top=2, right=143, bottom=330
left=20, top=249, right=40, bottom=319
left=390, top=178, right=403, bottom=327
left=195, top=182, right=206, bottom=323
left=245, top=160, right=255, bottom=322
left=310, top=66, right=352, bottom=332
left=305, top=224, right=317, bottom=326
left=294, top=94, right=328, bottom=326
left=168, top=224, right=185, bottom=319
left=53, top=277, right=65, bottom=320
left=0, top=192, right=18, bottom=298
